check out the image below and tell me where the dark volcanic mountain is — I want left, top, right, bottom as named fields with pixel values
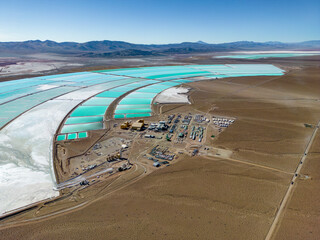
left=0, top=40, right=319, bottom=57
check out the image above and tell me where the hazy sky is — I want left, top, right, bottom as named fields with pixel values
left=0, top=0, right=319, bottom=43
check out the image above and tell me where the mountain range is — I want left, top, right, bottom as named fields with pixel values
left=0, top=40, right=319, bottom=57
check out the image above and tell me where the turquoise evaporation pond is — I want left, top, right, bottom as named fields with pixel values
left=78, top=132, right=88, bottom=138
left=196, top=63, right=284, bottom=69
left=39, top=72, right=91, bottom=80
left=144, top=85, right=169, bottom=90
left=116, top=104, right=151, bottom=109
left=55, top=74, right=104, bottom=83
left=0, top=74, right=81, bottom=88
left=156, top=73, right=212, bottom=81
left=67, top=75, right=131, bottom=87
left=96, top=66, right=211, bottom=80
left=126, top=113, right=152, bottom=118
left=108, top=86, right=139, bottom=92
left=95, top=69, right=167, bottom=77
left=172, top=79, right=192, bottom=83
left=40, top=74, right=94, bottom=84
left=70, top=106, right=109, bottom=117
left=114, top=113, right=152, bottom=119
left=115, top=108, right=152, bottom=114
left=0, top=85, right=58, bottom=104
left=61, top=122, right=103, bottom=133
left=82, top=97, right=115, bottom=106
left=0, top=86, right=77, bottom=128
left=94, top=64, right=285, bottom=80
left=97, top=65, right=191, bottom=72
left=98, top=64, right=284, bottom=74
left=67, top=133, right=77, bottom=140
left=122, top=80, right=159, bottom=87
left=136, top=85, right=172, bottom=93
left=96, top=91, right=124, bottom=98
left=189, top=65, right=231, bottom=71
left=66, top=77, right=155, bottom=119
left=139, top=66, right=204, bottom=73
left=134, top=80, right=160, bottom=85
left=0, top=73, right=131, bottom=105
left=65, top=116, right=103, bottom=125
left=153, top=76, right=181, bottom=81
left=79, top=78, right=141, bottom=95
left=192, top=64, right=285, bottom=76
left=92, top=78, right=140, bottom=89
left=145, top=71, right=211, bottom=80
left=65, top=78, right=160, bottom=125
left=135, top=88, right=165, bottom=93
left=114, top=114, right=125, bottom=119
left=215, top=53, right=320, bottom=59
left=119, top=98, right=153, bottom=105
left=108, top=80, right=156, bottom=93
left=126, top=71, right=191, bottom=79
left=158, top=82, right=181, bottom=86
left=0, top=79, right=57, bottom=94
left=126, top=92, right=158, bottom=98
left=57, top=135, right=66, bottom=141
left=42, top=72, right=102, bottom=82
left=68, top=78, right=119, bottom=87
left=0, top=77, right=44, bottom=88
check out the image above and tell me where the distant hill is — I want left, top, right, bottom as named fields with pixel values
left=82, top=49, right=160, bottom=57
left=0, top=39, right=319, bottom=57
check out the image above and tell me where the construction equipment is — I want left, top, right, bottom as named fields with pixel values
left=120, top=121, right=131, bottom=129
left=80, top=180, right=89, bottom=186
left=118, top=163, right=131, bottom=171
left=166, top=134, right=172, bottom=141
left=106, top=153, right=121, bottom=162
left=192, top=149, right=199, bottom=156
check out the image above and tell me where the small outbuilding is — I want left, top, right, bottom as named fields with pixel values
left=131, top=119, right=145, bottom=130
left=153, top=162, right=161, bottom=167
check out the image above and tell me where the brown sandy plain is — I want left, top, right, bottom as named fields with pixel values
left=274, top=126, right=320, bottom=240
left=0, top=58, right=319, bottom=240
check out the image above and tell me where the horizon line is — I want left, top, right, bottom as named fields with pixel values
left=0, top=39, right=319, bottom=45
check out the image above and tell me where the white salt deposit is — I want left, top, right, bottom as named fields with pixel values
left=0, top=99, right=81, bottom=215
left=37, top=84, right=58, bottom=90
left=154, top=87, right=190, bottom=104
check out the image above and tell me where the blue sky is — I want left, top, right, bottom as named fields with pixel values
left=0, top=0, right=319, bottom=43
